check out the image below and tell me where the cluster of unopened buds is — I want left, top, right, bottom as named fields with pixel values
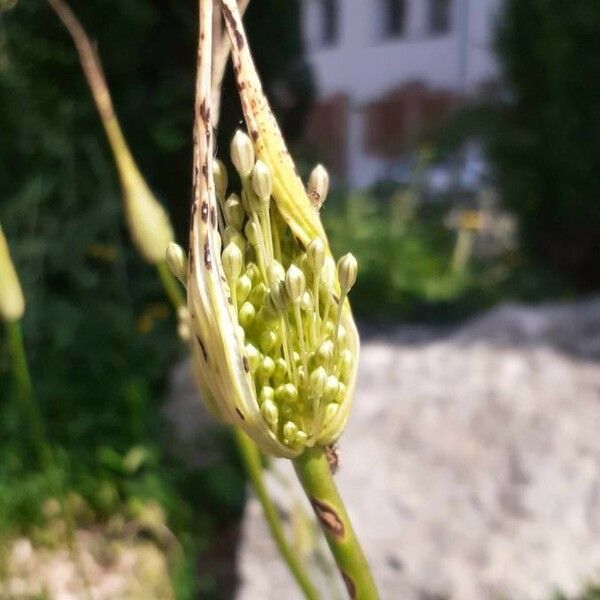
left=169, top=130, right=359, bottom=458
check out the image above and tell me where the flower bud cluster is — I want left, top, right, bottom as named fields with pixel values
left=210, top=130, right=358, bottom=450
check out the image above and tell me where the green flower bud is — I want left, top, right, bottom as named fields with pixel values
left=259, top=356, right=276, bottom=381
left=283, top=421, right=299, bottom=444
left=317, top=339, right=334, bottom=365
left=323, top=375, right=340, bottom=403
left=269, top=280, right=288, bottom=312
left=285, top=264, right=306, bottom=304
left=259, top=385, right=275, bottom=405
left=307, top=164, right=330, bottom=210
left=239, top=301, right=256, bottom=328
left=261, top=399, right=279, bottom=427
left=251, top=160, right=273, bottom=201
left=166, top=242, right=187, bottom=286
left=309, top=366, right=327, bottom=398
left=267, top=260, right=285, bottom=286
left=337, top=253, right=358, bottom=294
left=0, top=225, right=25, bottom=322
left=245, top=262, right=260, bottom=283
left=225, top=193, right=246, bottom=230
left=276, top=383, right=299, bottom=404
left=307, top=238, right=325, bottom=274
left=244, top=220, right=261, bottom=246
left=213, top=159, right=228, bottom=202
left=245, top=343, right=261, bottom=372
left=324, top=402, right=339, bottom=425
left=230, top=130, right=255, bottom=178
left=222, top=243, right=243, bottom=282
left=260, top=330, right=279, bottom=354
left=236, top=275, right=252, bottom=304
left=248, top=282, right=267, bottom=308
left=272, top=358, right=288, bottom=386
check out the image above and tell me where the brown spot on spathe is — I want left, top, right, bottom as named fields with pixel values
left=310, top=498, right=345, bottom=539
left=341, top=573, right=357, bottom=599
left=221, top=2, right=245, bottom=50
left=199, top=99, right=210, bottom=125
left=210, top=207, right=217, bottom=228
left=201, top=201, right=209, bottom=222
left=196, top=335, right=208, bottom=361
left=235, top=407, right=245, bottom=421
left=250, top=129, right=259, bottom=142
left=242, top=356, right=250, bottom=373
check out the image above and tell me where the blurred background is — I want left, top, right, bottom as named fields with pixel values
left=1, top=0, right=599, bottom=598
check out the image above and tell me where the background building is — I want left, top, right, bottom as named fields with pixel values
left=301, top=0, right=502, bottom=187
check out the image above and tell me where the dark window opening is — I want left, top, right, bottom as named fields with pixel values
left=321, top=0, right=339, bottom=47
left=384, top=0, right=407, bottom=38
left=429, top=0, right=452, bottom=35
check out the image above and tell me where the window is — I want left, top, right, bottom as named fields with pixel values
left=321, top=0, right=339, bottom=47
left=382, top=0, right=407, bottom=38
left=429, top=0, right=452, bottom=35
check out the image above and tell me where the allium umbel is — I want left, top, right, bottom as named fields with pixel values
left=180, top=0, right=360, bottom=459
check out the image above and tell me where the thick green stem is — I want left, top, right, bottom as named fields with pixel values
left=293, top=447, right=379, bottom=600
left=156, top=259, right=319, bottom=599
left=5, top=320, right=52, bottom=470
left=234, top=429, right=320, bottom=600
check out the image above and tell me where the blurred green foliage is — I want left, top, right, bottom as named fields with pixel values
left=490, top=0, right=600, bottom=289
left=323, top=189, right=569, bottom=323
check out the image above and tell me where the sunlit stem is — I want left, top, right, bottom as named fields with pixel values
left=333, top=291, right=347, bottom=356
left=279, top=316, right=296, bottom=381
left=271, top=205, right=282, bottom=263
left=293, top=301, right=308, bottom=374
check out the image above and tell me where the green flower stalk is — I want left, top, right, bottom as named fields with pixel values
left=46, top=0, right=174, bottom=265
left=189, top=0, right=378, bottom=596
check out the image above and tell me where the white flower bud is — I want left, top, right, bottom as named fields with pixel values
left=285, top=264, right=306, bottom=304
left=307, top=238, right=325, bottom=274
left=261, top=399, right=279, bottom=427
left=307, top=164, right=330, bottom=209
left=222, top=243, right=243, bottom=282
left=309, top=366, right=327, bottom=398
left=230, top=130, right=255, bottom=177
left=337, top=253, right=358, bottom=294
left=251, top=160, right=273, bottom=201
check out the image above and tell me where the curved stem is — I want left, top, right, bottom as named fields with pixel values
left=234, top=429, right=320, bottom=600
left=293, top=447, right=380, bottom=600
left=156, top=261, right=186, bottom=310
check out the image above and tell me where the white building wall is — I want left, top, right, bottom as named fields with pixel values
left=301, top=0, right=502, bottom=187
